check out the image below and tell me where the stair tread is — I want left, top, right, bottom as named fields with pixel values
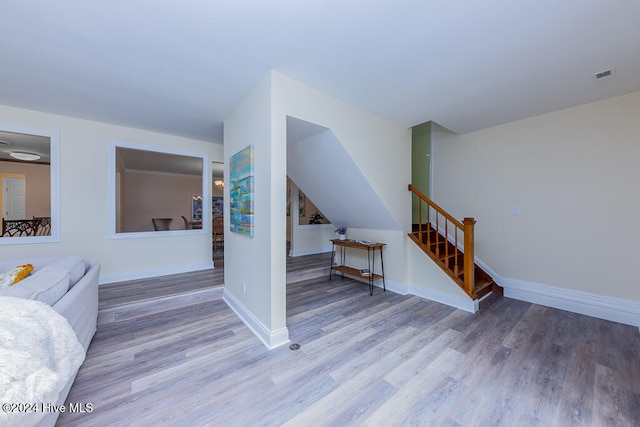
left=439, top=253, right=458, bottom=260
left=474, top=279, right=495, bottom=299
left=475, top=278, right=493, bottom=289
left=409, top=230, right=503, bottom=302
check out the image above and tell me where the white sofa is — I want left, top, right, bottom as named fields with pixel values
left=0, top=255, right=100, bottom=427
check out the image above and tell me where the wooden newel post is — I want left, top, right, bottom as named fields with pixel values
left=463, top=217, right=476, bottom=297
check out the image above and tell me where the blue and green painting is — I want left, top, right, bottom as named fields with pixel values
left=229, top=145, right=254, bottom=236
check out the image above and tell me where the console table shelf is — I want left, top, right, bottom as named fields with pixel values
left=329, top=239, right=386, bottom=295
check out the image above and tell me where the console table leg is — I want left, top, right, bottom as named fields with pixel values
left=329, top=243, right=335, bottom=280
left=368, top=247, right=374, bottom=296
left=380, top=246, right=386, bottom=292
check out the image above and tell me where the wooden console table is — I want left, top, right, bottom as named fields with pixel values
left=329, top=239, right=386, bottom=295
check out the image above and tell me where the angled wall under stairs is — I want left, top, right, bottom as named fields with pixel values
left=286, top=116, right=401, bottom=232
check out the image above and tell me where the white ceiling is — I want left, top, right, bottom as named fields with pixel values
left=1, top=1, right=638, bottom=143
left=117, top=147, right=224, bottom=178
left=0, top=130, right=51, bottom=163
left=117, top=147, right=204, bottom=176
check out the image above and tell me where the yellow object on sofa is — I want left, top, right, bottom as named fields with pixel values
left=0, top=264, right=34, bottom=289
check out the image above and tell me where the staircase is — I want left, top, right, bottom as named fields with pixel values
left=408, top=185, right=502, bottom=301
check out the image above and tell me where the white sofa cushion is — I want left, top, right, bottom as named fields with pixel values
left=0, top=267, right=70, bottom=306
left=52, top=255, right=87, bottom=288
left=0, top=255, right=87, bottom=290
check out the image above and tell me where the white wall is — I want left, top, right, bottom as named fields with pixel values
left=223, top=74, right=290, bottom=349
left=407, top=241, right=476, bottom=312
left=288, top=181, right=334, bottom=257
left=123, top=170, right=202, bottom=232
left=0, top=104, right=222, bottom=282
left=287, top=127, right=400, bottom=231
left=290, top=224, right=334, bottom=256
left=272, top=72, right=412, bottom=287
left=222, top=72, right=413, bottom=348
left=431, top=91, right=640, bottom=304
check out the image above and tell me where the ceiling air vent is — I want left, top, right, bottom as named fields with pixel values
left=594, top=68, right=616, bottom=81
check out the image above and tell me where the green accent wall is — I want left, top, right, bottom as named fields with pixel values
left=412, top=121, right=431, bottom=223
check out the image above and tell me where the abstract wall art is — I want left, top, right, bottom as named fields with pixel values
left=229, top=145, right=254, bottom=236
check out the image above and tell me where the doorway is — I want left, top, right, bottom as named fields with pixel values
left=411, top=121, right=431, bottom=224
left=212, top=161, right=224, bottom=268
left=2, top=177, right=26, bottom=220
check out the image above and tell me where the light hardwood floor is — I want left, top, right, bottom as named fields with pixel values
left=59, top=255, right=639, bottom=426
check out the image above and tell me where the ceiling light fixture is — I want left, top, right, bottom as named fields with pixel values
left=214, top=179, right=224, bottom=190
left=10, top=152, right=41, bottom=161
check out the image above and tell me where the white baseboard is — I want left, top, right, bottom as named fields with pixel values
left=499, top=276, right=640, bottom=327
left=409, top=284, right=478, bottom=313
left=330, top=273, right=474, bottom=315
left=473, top=257, right=499, bottom=281
left=383, top=279, right=408, bottom=295
left=476, top=255, right=640, bottom=327
left=99, top=261, right=214, bottom=285
left=223, top=289, right=290, bottom=350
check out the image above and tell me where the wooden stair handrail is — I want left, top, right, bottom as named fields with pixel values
left=408, top=184, right=477, bottom=298
left=408, top=185, right=463, bottom=229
